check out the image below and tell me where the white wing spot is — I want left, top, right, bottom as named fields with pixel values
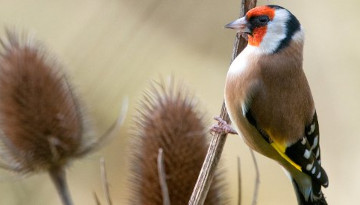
left=303, top=149, right=311, bottom=159
left=311, top=135, right=319, bottom=149
left=311, top=167, right=316, bottom=174
left=318, top=160, right=321, bottom=165
left=308, top=123, right=316, bottom=135
left=317, top=172, right=321, bottom=179
left=306, top=162, right=314, bottom=171
left=301, top=137, right=307, bottom=145
left=316, top=148, right=320, bottom=159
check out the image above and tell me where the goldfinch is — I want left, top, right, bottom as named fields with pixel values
left=220, top=5, right=328, bottom=205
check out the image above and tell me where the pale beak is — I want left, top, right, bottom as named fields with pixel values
left=225, top=17, right=251, bottom=34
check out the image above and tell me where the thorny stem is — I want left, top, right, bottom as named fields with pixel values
left=49, top=167, right=74, bottom=205
left=188, top=0, right=257, bottom=204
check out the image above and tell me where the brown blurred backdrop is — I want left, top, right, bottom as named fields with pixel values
left=0, top=0, right=359, bottom=204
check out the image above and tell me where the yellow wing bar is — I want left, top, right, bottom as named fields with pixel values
left=271, top=141, right=302, bottom=171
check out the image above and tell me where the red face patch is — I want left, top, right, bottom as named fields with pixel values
left=246, top=6, right=275, bottom=21
left=248, top=26, right=267, bottom=46
left=246, top=6, right=276, bottom=46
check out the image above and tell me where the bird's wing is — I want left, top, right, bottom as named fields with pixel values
left=285, top=112, right=328, bottom=187
left=245, top=109, right=329, bottom=188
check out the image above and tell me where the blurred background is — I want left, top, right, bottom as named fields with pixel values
left=0, top=0, right=359, bottom=204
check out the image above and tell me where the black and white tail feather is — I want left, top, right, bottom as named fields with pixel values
left=286, top=112, right=328, bottom=205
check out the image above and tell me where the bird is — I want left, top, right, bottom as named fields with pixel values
left=213, top=5, right=329, bottom=205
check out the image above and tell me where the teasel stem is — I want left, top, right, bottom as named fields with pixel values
left=188, top=0, right=257, bottom=204
left=49, top=167, right=74, bottom=205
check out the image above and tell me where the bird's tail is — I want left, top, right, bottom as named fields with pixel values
left=291, top=178, right=327, bottom=205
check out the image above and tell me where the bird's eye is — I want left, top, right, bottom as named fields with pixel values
left=250, top=15, right=270, bottom=27
left=258, top=16, right=269, bottom=23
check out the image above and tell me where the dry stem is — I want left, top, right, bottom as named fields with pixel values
left=157, top=148, right=171, bottom=205
left=237, top=156, right=242, bottom=205
left=76, top=97, right=128, bottom=157
left=49, top=167, right=73, bottom=205
left=249, top=149, right=260, bottom=205
left=100, top=158, right=112, bottom=205
left=93, top=192, right=101, bottom=205
left=188, top=0, right=257, bottom=204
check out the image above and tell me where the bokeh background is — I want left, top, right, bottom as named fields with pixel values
left=0, top=0, right=358, bottom=204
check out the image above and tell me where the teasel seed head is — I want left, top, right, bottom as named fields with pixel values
left=130, top=78, right=226, bottom=205
left=0, top=30, right=91, bottom=174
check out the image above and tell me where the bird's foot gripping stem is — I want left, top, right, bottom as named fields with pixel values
left=210, top=116, right=238, bottom=135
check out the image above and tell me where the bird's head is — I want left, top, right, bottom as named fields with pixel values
left=225, top=5, right=302, bottom=53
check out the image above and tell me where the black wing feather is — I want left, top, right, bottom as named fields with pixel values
left=285, top=112, right=329, bottom=190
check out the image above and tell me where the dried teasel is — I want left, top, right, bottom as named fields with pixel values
left=130, top=78, right=226, bottom=205
left=0, top=31, right=123, bottom=205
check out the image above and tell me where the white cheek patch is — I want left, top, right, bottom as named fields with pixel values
left=259, top=9, right=289, bottom=53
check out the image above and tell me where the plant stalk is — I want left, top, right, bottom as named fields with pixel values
left=188, top=0, right=257, bottom=204
left=49, top=167, right=74, bottom=205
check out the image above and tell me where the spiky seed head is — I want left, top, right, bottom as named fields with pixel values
left=0, top=31, right=85, bottom=173
left=130, top=78, right=225, bottom=205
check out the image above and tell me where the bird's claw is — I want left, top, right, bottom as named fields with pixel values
left=210, top=116, right=238, bottom=136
